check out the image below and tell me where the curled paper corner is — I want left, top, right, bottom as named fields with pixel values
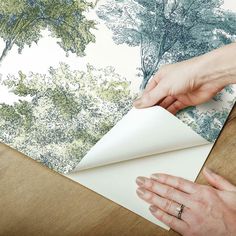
left=73, top=106, right=210, bottom=172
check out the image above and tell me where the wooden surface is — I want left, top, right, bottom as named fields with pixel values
left=0, top=106, right=235, bottom=236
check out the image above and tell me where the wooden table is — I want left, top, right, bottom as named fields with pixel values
left=0, top=106, right=235, bottom=236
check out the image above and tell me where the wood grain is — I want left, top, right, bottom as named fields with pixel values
left=0, top=105, right=235, bottom=236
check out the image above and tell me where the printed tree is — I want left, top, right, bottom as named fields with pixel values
left=0, top=0, right=96, bottom=64
left=0, top=64, right=134, bottom=173
left=97, top=0, right=236, bottom=89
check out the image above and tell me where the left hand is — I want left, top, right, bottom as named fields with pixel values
left=136, top=167, right=236, bottom=236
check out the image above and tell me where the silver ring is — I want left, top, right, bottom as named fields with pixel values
left=176, top=204, right=185, bottom=220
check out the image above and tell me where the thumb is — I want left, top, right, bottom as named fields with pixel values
left=134, top=84, right=167, bottom=109
left=203, top=167, right=236, bottom=192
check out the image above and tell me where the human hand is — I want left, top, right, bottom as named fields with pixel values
left=133, top=59, right=224, bottom=114
left=134, top=43, right=236, bottom=114
left=136, top=168, right=236, bottom=236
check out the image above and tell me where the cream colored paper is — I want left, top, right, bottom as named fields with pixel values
left=66, top=107, right=212, bottom=230
left=74, top=106, right=209, bottom=171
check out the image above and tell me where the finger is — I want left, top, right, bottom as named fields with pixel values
left=133, top=85, right=167, bottom=109
left=203, top=167, right=236, bottom=192
left=166, top=100, right=187, bottom=114
left=143, top=78, right=158, bottom=95
left=136, top=187, right=191, bottom=221
left=158, top=96, right=176, bottom=108
left=136, top=177, right=192, bottom=207
left=150, top=173, right=199, bottom=194
left=133, top=79, right=158, bottom=103
left=149, top=205, right=188, bottom=234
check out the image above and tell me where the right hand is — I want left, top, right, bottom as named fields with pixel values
left=133, top=58, right=225, bottom=114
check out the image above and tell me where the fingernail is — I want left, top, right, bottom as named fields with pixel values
left=136, top=188, right=146, bottom=197
left=204, top=167, right=214, bottom=175
left=136, top=177, right=146, bottom=186
left=136, top=91, right=144, bottom=99
left=133, top=98, right=141, bottom=107
left=149, top=205, right=158, bottom=213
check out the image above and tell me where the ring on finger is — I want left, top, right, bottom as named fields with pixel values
left=158, top=198, right=186, bottom=220
left=176, top=204, right=185, bottom=220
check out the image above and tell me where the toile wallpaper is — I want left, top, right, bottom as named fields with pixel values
left=0, top=0, right=235, bottom=173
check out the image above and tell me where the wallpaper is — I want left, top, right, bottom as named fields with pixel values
left=0, top=0, right=235, bottom=173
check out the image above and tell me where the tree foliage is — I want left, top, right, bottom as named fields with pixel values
left=97, top=0, right=236, bottom=89
left=176, top=103, right=234, bottom=142
left=0, top=63, right=134, bottom=173
left=176, top=84, right=235, bottom=142
left=0, top=0, right=96, bottom=63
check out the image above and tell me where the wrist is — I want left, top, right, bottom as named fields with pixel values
left=194, top=44, right=236, bottom=88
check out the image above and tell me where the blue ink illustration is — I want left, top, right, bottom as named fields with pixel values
left=0, top=0, right=235, bottom=173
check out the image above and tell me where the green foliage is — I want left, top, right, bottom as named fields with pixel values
left=0, top=63, right=134, bottom=173
left=0, top=0, right=95, bottom=62
left=176, top=85, right=236, bottom=142
left=97, top=0, right=236, bottom=89
left=177, top=106, right=230, bottom=142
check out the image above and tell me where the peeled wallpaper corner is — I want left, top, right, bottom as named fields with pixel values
left=74, top=106, right=209, bottom=171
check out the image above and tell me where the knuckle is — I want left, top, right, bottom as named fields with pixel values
left=173, top=102, right=181, bottom=110
left=164, top=186, right=175, bottom=198
left=145, top=179, right=154, bottom=189
left=195, top=199, right=208, bottom=211
left=160, top=174, right=168, bottom=183
left=193, top=187, right=216, bottom=209
left=153, top=74, right=161, bottom=83
left=158, top=211, right=165, bottom=221
left=160, top=83, right=170, bottom=94
left=149, top=190, right=158, bottom=203
left=192, top=201, right=203, bottom=211
left=167, top=216, right=175, bottom=227
left=189, top=78, right=196, bottom=90
left=191, top=182, right=199, bottom=191
left=168, top=87, right=175, bottom=97
left=146, top=190, right=155, bottom=201
left=201, top=186, right=214, bottom=197
left=175, top=178, right=183, bottom=189
left=142, top=93, right=151, bottom=104
left=163, top=199, right=172, bottom=212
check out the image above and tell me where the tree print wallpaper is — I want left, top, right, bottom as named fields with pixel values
left=0, top=0, right=235, bottom=174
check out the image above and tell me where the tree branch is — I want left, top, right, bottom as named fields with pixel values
left=169, top=0, right=180, bottom=17
left=9, top=13, right=25, bottom=41
left=183, top=0, right=196, bottom=18
left=10, top=17, right=41, bottom=46
left=123, top=6, right=139, bottom=28
left=0, top=40, right=11, bottom=64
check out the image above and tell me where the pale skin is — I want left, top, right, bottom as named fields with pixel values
left=134, top=43, right=236, bottom=235
left=134, top=43, right=236, bottom=114
left=136, top=168, right=236, bottom=236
